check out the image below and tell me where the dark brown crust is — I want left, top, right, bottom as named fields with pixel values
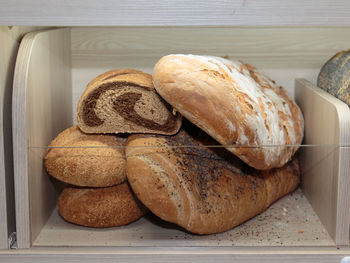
left=126, top=123, right=300, bottom=234
left=58, top=183, right=148, bottom=228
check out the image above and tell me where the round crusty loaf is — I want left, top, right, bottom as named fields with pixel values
left=58, top=183, right=148, bottom=227
left=317, top=49, right=350, bottom=106
left=44, top=126, right=127, bottom=187
left=76, top=69, right=182, bottom=135
left=125, top=124, right=300, bottom=234
left=152, top=54, right=304, bottom=170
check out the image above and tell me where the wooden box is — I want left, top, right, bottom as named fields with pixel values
left=7, top=26, right=350, bottom=261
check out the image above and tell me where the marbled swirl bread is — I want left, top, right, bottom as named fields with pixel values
left=126, top=124, right=300, bottom=234
left=58, top=183, right=148, bottom=227
left=76, top=69, right=182, bottom=135
left=153, top=55, right=304, bottom=170
left=317, top=49, right=350, bottom=106
left=44, top=126, right=126, bottom=187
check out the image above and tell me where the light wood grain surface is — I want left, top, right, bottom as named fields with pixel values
left=0, top=26, right=47, bottom=249
left=70, top=27, right=350, bottom=119
left=13, top=28, right=72, bottom=249
left=1, top=246, right=350, bottom=263
left=295, top=79, right=350, bottom=246
left=33, top=189, right=333, bottom=247
left=0, top=0, right=350, bottom=26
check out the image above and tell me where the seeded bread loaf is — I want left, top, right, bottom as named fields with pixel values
left=317, top=49, right=350, bottom=106
left=125, top=123, right=300, bottom=234
left=58, top=183, right=148, bottom=227
left=44, top=126, right=127, bottom=187
left=76, top=69, right=182, bottom=135
left=152, top=55, right=304, bottom=170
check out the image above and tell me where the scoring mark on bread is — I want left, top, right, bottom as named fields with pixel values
left=132, top=154, right=186, bottom=220
left=102, top=72, right=133, bottom=81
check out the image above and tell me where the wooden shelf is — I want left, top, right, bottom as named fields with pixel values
left=33, top=189, right=333, bottom=247
left=5, top=25, right=350, bottom=262
left=0, top=0, right=350, bottom=26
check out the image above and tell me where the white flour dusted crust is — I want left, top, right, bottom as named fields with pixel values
left=152, top=55, right=304, bottom=170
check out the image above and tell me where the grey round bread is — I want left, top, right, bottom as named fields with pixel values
left=44, top=126, right=127, bottom=187
left=317, top=49, right=350, bottom=106
left=58, top=183, right=148, bottom=227
left=76, top=69, right=182, bottom=135
left=152, top=54, right=304, bottom=170
left=126, top=124, right=300, bottom=234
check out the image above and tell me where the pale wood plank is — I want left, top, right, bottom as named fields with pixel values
left=295, top=79, right=350, bottom=246
left=70, top=27, right=350, bottom=119
left=0, top=0, right=350, bottom=26
left=0, top=26, right=48, bottom=249
left=1, top=246, right=350, bottom=263
left=33, top=189, right=333, bottom=247
left=71, top=27, right=350, bottom=67
left=13, top=28, right=72, bottom=249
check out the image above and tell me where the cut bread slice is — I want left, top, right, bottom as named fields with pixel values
left=76, top=69, right=182, bottom=135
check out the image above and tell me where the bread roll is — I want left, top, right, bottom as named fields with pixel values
left=125, top=124, right=300, bottom=234
left=317, top=49, right=350, bottom=106
left=44, top=126, right=126, bottom=187
left=76, top=69, right=182, bottom=135
left=152, top=55, right=304, bottom=170
left=58, top=183, right=147, bottom=227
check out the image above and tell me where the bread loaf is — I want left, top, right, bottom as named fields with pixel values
left=125, top=123, right=300, bottom=234
left=44, top=126, right=126, bottom=187
left=152, top=55, right=304, bottom=170
left=76, top=69, right=182, bottom=135
left=58, top=183, right=148, bottom=227
left=317, top=49, right=350, bottom=106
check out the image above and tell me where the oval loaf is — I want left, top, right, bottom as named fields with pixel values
left=126, top=125, right=300, bottom=234
left=152, top=55, right=304, bottom=170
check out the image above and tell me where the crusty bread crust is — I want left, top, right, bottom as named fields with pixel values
left=44, top=126, right=127, bottom=187
left=152, top=55, right=304, bottom=169
left=317, top=49, right=350, bottom=106
left=126, top=126, right=300, bottom=234
left=76, top=69, right=182, bottom=135
left=58, top=183, right=148, bottom=227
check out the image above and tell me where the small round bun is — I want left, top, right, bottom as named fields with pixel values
left=58, top=183, right=148, bottom=227
left=44, top=126, right=126, bottom=187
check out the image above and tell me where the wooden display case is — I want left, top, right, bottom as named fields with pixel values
left=0, top=1, right=350, bottom=262
left=0, top=26, right=45, bottom=249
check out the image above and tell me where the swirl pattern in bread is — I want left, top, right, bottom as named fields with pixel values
left=76, top=69, right=182, bottom=135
